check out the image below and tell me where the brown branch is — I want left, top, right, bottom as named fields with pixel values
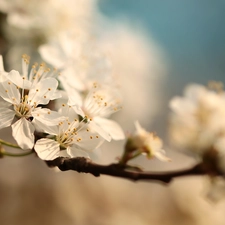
left=46, top=157, right=207, bottom=184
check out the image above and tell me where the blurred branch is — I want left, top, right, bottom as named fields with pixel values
left=46, top=157, right=206, bottom=184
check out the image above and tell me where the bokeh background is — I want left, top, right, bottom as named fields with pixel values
left=0, top=0, right=225, bottom=224
left=100, top=0, right=225, bottom=135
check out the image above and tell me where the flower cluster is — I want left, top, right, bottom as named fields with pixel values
left=121, top=121, right=170, bottom=164
left=0, top=52, right=170, bottom=165
left=169, top=83, right=225, bottom=201
left=0, top=0, right=169, bottom=166
left=169, top=83, right=225, bottom=155
left=0, top=54, right=124, bottom=160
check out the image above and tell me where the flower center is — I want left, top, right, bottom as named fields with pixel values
left=56, top=129, right=77, bottom=149
left=14, top=102, right=32, bottom=118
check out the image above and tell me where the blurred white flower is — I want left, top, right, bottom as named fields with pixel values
left=34, top=104, right=104, bottom=160
left=1, top=0, right=100, bottom=73
left=169, top=83, right=225, bottom=202
left=0, top=0, right=97, bottom=34
left=169, top=83, right=225, bottom=154
left=39, top=8, right=166, bottom=137
left=39, top=32, right=113, bottom=93
left=0, top=71, right=62, bottom=149
left=128, top=121, right=170, bottom=161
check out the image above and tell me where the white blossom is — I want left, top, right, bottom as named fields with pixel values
left=34, top=104, right=104, bottom=160
left=0, top=71, right=62, bottom=149
left=68, top=82, right=125, bottom=142
left=129, top=121, right=170, bottom=161
left=0, top=0, right=96, bottom=34
left=39, top=32, right=113, bottom=93
left=169, top=83, right=225, bottom=154
left=0, top=54, right=61, bottom=99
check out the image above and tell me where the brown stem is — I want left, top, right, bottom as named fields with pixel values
left=46, top=157, right=207, bottom=184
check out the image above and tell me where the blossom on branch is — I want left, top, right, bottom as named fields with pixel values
left=34, top=104, right=104, bottom=160
left=169, top=82, right=225, bottom=201
left=68, top=82, right=125, bottom=142
left=120, top=121, right=170, bottom=165
left=0, top=70, right=62, bottom=149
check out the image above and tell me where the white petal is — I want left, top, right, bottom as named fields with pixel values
left=32, top=108, right=64, bottom=126
left=67, top=146, right=90, bottom=158
left=67, top=88, right=83, bottom=107
left=154, top=151, right=171, bottom=162
left=74, top=127, right=105, bottom=151
left=88, top=121, right=111, bottom=142
left=50, top=90, right=62, bottom=100
left=39, top=44, right=66, bottom=68
left=0, top=80, right=20, bottom=104
left=35, top=138, right=60, bottom=160
left=0, top=73, right=8, bottom=82
left=7, top=12, right=34, bottom=29
left=134, top=121, right=146, bottom=134
left=0, top=107, right=15, bottom=129
left=28, top=78, right=59, bottom=105
left=12, top=118, right=35, bottom=149
left=0, top=55, right=4, bottom=72
left=0, top=101, right=11, bottom=108
left=59, top=34, right=75, bottom=59
left=32, top=118, right=59, bottom=135
left=71, top=105, right=85, bottom=117
left=58, top=150, right=70, bottom=158
left=94, top=117, right=125, bottom=140
left=60, top=70, right=85, bottom=93
left=7, top=70, right=31, bottom=89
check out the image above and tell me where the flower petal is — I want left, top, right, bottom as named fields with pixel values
left=154, top=150, right=171, bottom=162
left=28, top=77, right=59, bottom=105
left=94, top=117, right=125, bottom=140
left=12, top=117, right=35, bottom=149
left=39, top=43, right=66, bottom=68
left=71, top=105, right=85, bottom=118
left=50, top=89, right=62, bottom=100
left=0, top=107, right=15, bottom=129
left=32, top=108, right=64, bottom=126
left=0, top=55, right=5, bottom=72
left=67, top=146, right=90, bottom=158
left=60, top=68, right=85, bottom=92
left=0, top=79, right=20, bottom=104
left=75, top=127, right=105, bottom=151
left=57, top=149, right=70, bottom=158
left=134, top=121, right=146, bottom=134
left=32, top=118, right=59, bottom=135
left=34, top=138, right=60, bottom=160
left=67, top=88, right=83, bottom=107
left=7, top=70, right=31, bottom=89
left=88, top=121, right=111, bottom=142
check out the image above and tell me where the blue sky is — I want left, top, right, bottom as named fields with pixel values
left=100, top=1, right=225, bottom=94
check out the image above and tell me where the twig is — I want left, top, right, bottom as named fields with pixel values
left=46, top=157, right=207, bottom=184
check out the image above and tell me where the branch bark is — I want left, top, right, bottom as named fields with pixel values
left=46, top=157, right=207, bottom=184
